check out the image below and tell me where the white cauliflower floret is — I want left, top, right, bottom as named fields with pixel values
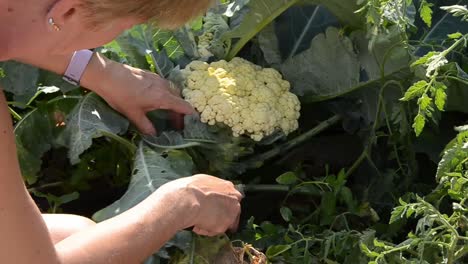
left=181, top=58, right=301, bottom=141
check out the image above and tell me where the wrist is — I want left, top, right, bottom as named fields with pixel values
left=153, top=181, right=201, bottom=230
left=79, top=52, right=110, bottom=94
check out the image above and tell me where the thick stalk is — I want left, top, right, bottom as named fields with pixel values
left=243, top=114, right=341, bottom=169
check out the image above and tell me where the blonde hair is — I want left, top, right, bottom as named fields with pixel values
left=82, top=0, right=215, bottom=29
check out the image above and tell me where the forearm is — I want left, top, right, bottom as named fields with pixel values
left=56, top=189, right=185, bottom=264
left=14, top=52, right=109, bottom=94
left=0, top=91, right=61, bottom=263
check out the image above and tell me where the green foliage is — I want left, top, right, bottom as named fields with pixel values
left=93, top=142, right=194, bottom=222
left=2, top=1, right=468, bottom=263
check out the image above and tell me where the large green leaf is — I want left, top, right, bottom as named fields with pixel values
left=92, top=142, right=194, bottom=222
left=351, top=27, right=411, bottom=81
left=281, top=27, right=361, bottom=100
left=273, top=5, right=339, bottom=60
left=224, top=0, right=300, bottom=60
left=58, top=93, right=129, bottom=164
left=0, top=61, right=39, bottom=102
left=107, top=24, right=186, bottom=76
left=14, top=96, right=80, bottom=184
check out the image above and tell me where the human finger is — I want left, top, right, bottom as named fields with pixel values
left=193, top=227, right=219, bottom=237
left=157, top=93, right=195, bottom=115
left=128, top=111, right=156, bottom=135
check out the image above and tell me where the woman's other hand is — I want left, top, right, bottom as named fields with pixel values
left=156, top=174, right=243, bottom=237
left=82, top=53, right=195, bottom=135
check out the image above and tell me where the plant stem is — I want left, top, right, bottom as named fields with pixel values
left=27, top=182, right=64, bottom=193
left=8, top=106, right=22, bottom=121
left=243, top=114, right=341, bottom=169
left=99, top=130, right=137, bottom=153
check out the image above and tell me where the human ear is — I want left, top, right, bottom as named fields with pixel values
left=46, top=0, right=81, bottom=28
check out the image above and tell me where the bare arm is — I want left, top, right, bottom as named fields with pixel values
left=0, top=90, right=61, bottom=263
left=0, top=88, right=241, bottom=263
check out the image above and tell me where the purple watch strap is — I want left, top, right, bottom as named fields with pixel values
left=63, top=49, right=94, bottom=86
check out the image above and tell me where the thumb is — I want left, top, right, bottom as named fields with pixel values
left=131, top=111, right=157, bottom=136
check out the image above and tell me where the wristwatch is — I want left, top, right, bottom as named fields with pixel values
left=63, top=49, right=94, bottom=86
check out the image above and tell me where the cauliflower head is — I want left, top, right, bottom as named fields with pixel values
left=181, top=58, right=301, bottom=141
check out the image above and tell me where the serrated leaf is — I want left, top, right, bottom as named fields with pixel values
left=413, top=114, right=426, bottom=136
left=434, top=82, right=447, bottom=111
left=93, top=142, right=194, bottom=222
left=390, top=205, right=405, bottom=224
left=411, top=52, right=438, bottom=68
left=441, top=5, right=468, bottom=22
left=401, top=80, right=428, bottom=101
left=418, top=94, right=432, bottom=111
left=436, top=136, right=468, bottom=180
left=420, top=1, right=433, bottom=27
left=58, top=93, right=129, bottom=164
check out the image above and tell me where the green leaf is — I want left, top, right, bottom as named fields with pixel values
left=436, top=135, right=468, bottom=180
left=441, top=5, right=468, bottom=22
left=110, top=24, right=182, bottom=76
left=434, top=82, right=447, bottom=111
left=390, top=205, right=405, bottom=224
left=58, top=93, right=129, bottom=164
left=401, top=80, right=428, bottom=101
left=360, top=243, right=379, bottom=258
left=352, top=27, right=411, bottom=81
left=197, top=12, right=231, bottom=59
left=0, top=61, right=39, bottom=103
left=418, top=94, right=432, bottom=111
left=266, top=244, right=292, bottom=258
left=93, top=142, right=194, bottom=222
left=258, top=23, right=282, bottom=66
left=419, top=0, right=434, bottom=27
left=413, top=114, right=426, bottom=137
left=224, top=0, right=300, bottom=60
left=281, top=27, right=360, bottom=100
left=448, top=32, right=463, bottom=39
left=373, top=239, right=386, bottom=248
left=14, top=96, right=80, bottom=184
left=411, top=52, right=438, bottom=68
left=276, top=171, right=298, bottom=185
left=280, top=207, right=292, bottom=222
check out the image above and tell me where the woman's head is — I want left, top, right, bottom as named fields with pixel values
left=0, top=0, right=213, bottom=60
left=81, top=0, right=215, bottom=29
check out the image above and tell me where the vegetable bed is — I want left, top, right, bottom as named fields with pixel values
left=1, top=0, right=467, bottom=263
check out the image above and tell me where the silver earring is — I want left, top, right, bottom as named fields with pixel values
left=48, top=17, right=61, bottom=31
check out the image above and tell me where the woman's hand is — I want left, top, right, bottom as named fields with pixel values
left=16, top=52, right=194, bottom=135
left=83, top=54, right=195, bottom=135
left=157, top=174, right=243, bottom=237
